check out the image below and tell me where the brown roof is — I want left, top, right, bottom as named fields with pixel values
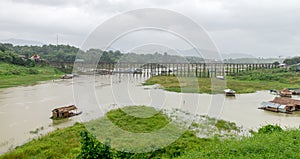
left=52, top=105, right=77, bottom=113
left=272, top=97, right=300, bottom=105
left=279, top=89, right=292, bottom=95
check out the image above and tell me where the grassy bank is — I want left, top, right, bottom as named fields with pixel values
left=1, top=106, right=299, bottom=159
left=0, top=62, right=64, bottom=88
left=144, top=68, right=300, bottom=94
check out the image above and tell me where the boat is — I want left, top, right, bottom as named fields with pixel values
left=290, top=89, right=300, bottom=95
left=269, top=89, right=278, bottom=94
left=224, top=89, right=236, bottom=96
left=259, top=101, right=287, bottom=113
left=51, top=105, right=82, bottom=119
left=61, top=74, right=74, bottom=79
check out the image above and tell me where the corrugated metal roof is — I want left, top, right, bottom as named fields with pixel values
left=261, top=101, right=284, bottom=108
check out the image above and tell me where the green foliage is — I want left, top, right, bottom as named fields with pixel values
left=0, top=63, right=64, bottom=88
left=27, top=68, right=39, bottom=74
left=25, top=59, right=35, bottom=67
left=273, top=61, right=280, bottom=66
left=215, top=119, right=238, bottom=132
left=1, top=106, right=300, bottom=159
left=258, top=124, right=283, bottom=134
left=180, top=127, right=300, bottom=159
left=106, top=106, right=169, bottom=133
left=284, top=56, right=300, bottom=65
left=0, top=42, right=206, bottom=65
left=77, top=131, right=113, bottom=159
left=0, top=123, right=84, bottom=159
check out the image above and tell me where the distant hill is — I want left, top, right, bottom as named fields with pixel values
left=221, top=53, right=255, bottom=59
left=0, top=38, right=44, bottom=46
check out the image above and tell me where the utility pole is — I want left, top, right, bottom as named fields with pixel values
left=56, top=34, right=58, bottom=46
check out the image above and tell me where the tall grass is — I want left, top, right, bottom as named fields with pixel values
left=0, top=62, right=64, bottom=88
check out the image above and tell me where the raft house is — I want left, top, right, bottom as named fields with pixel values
left=51, top=105, right=82, bottom=119
left=260, top=97, right=300, bottom=113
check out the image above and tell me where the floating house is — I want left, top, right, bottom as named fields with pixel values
left=260, top=97, right=300, bottom=113
left=51, top=105, right=81, bottom=119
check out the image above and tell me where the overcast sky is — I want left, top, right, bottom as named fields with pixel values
left=1, top=0, right=300, bottom=58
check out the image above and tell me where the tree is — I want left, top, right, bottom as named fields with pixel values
left=272, top=61, right=280, bottom=66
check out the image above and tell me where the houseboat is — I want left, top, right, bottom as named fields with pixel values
left=51, top=105, right=82, bottom=119
left=260, top=97, right=300, bottom=113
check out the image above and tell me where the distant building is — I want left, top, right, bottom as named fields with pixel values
left=75, top=59, right=84, bottom=62
left=18, top=55, right=27, bottom=60
left=30, top=54, right=41, bottom=62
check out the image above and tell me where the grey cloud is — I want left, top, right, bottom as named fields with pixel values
left=0, top=0, right=300, bottom=57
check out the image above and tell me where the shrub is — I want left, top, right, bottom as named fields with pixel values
left=77, top=131, right=113, bottom=159
left=258, top=125, right=283, bottom=134
left=11, top=69, right=21, bottom=75
left=28, top=69, right=39, bottom=74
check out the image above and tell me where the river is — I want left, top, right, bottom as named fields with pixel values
left=0, top=74, right=300, bottom=154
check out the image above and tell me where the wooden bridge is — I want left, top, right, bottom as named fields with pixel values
left=49, top=62, right=278, bottom=78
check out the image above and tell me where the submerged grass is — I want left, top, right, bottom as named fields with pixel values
left=0, top=62, right=64, bottom=88
left=144, top=68, right=300, bottom=94
left=1, top=106, right=299, bottom=159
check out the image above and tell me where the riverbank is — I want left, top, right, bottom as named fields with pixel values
left=144, top=68, right=300, bottom=94
left=1, top=106, right=299, bottom=158
left=0, top=63, right=64, bottom=88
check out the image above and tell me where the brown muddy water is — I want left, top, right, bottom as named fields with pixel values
left=0, top=74, right=299, bottom=154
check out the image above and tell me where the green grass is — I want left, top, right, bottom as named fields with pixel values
left=179, top=128, right=300, bottom=159
left=1, top=106, right=300, bottom=159
left=85, top=106, right=184, bottom=153
left=0, top=123, right=84, bottom=159
left=0, top=62, right=64, bottom=88
left=144, top=68, right=300, bottom=94
left=105, top=106, right=170, bottom=133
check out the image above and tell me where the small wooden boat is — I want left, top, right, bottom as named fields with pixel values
left=61, top=74, right=74, bottom=79
left=224, top=89, right=236, bottom=96
left=269, top=89, right=278, bottom=94
left=51, top=105, right=82, bottom=119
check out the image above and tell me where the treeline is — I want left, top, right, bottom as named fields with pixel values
left=223, top=58, right=280, bottom=64
left=0, top=43, right=205, bottom=65
left=283, top=56, right=300, bottom=65
left=0, top=43, right=79, bottom=63
left=0, top=46, right=35, bottom=67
